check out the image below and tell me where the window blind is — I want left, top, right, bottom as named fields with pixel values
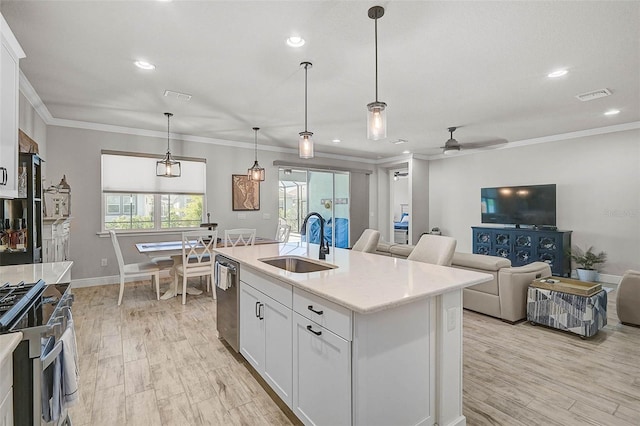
left=101, top=152, right=206, bottom=194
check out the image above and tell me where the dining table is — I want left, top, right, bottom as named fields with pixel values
left=135, top=236, right=280, bottom=299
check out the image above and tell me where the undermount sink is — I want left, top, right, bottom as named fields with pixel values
left=259, top=256, right=337, bottom=273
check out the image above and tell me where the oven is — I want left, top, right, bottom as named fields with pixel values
left=1, top=280, right=74, bottom=426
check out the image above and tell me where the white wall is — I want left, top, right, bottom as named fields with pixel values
left=428, top=129, right=640, bottom=275
left=18, top=92, right=47, bottom=174
left=44, top=125, right=376, bottom=280
left=392, top=174, right=408, bottom=222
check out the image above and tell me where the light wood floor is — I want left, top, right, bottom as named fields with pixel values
left=68, top=280, right=640, bottom=425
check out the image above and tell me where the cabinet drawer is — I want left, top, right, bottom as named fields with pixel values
left=0, top=349, right=12, bottom=401
left=241, top=268, right=292, bottom=308
left=294, top=287, right=352, bottom=341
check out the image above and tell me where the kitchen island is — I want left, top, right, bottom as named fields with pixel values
left=214, top=243, right=492, bottom=426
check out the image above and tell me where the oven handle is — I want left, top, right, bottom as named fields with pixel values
left=41, top=339, right=63, bottom=370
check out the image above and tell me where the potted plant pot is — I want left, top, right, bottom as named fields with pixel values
left=569, top=245, right=607, bottom=283
left=576, top=268, right=598, bottom=282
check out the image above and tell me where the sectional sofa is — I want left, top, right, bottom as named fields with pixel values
left=375, top=241, right=552, bottom=322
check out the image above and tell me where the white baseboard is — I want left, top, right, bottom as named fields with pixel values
left=71, top=270, right=173, bottom=289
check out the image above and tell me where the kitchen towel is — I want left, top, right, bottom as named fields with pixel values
left=217, top=264, right=230, bottom=291
left=61, top=314, right=79, bottom=406
left=41, top=340, right=63, bottom=423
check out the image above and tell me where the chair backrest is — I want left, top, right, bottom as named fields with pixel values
left=275, top=224, right=291, bottom=243
left=224, top=228, right=256, bottom=247
left=407, top=234, right=457, bottom=266
left=352, top=229, right=380, bottom=253
left=109, top=230, right=126, bottom=273
left=181, top=229, right=218, bottom=268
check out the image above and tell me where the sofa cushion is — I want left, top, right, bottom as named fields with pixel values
left=390, top=244, right=414, bottom=258
left=452, top=252, right=511, bottom=271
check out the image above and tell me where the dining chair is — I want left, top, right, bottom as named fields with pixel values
left=224, top=228, right=256, bottom=247
left=351, top=228, right=380, bottom=253
left=109, top=230, right=161, bottom=306
left=173, top=229, right=218, bottom=304
left=275, top=223, right=291, bottom=243
left=407, top=234, right=457, bottom=266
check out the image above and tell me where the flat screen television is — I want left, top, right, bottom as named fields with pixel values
left=481, top=184, right=556, bottom=227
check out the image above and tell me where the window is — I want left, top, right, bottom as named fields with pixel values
left=101, top=151, right=206, bottom=231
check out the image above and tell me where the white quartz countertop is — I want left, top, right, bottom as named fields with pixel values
left=214, top=243, right=492, bottom=314
left=0, top=261, right=73, bottom=285
left=0, top=332, right=22, bottom=364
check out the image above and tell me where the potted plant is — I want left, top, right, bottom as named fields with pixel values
left=569, top=246, right=607, bottom=282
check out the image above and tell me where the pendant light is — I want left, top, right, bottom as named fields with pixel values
left=299, top=61, right=314, bottom=159
left=248, top=127, right=265, bottom=181
left=367, top=6, right=387, bottom=141
left=156, top=112, right=181, bottom=177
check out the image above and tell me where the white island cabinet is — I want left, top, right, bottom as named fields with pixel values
left=0, top=332, right=22, bottom=426
left=219, top=243, right=493, bottom=426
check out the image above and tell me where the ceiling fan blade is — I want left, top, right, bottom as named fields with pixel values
left=461, top=138, right=508, bottom=149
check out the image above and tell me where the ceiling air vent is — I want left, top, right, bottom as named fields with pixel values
left=391, top=139, right=407, bottom=145
left=164, top=90, right=192, bottom=101
left=575, top=88, right=611, bottom=102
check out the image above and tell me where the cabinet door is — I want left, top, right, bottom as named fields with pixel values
left=473, top=229, right=491, bottom=255
left=239, top=282, right=264, bottom=372
left=293, top=313, right=351, bottom=426
left=0, top=388, right=12, bottom=426
left=263, top=298, right=292, bottom=407
left=0, top=37, right=19, bottom=198
left=535, top=233, right=561, bottom=275
left=492, top=230, right=512, bottom=259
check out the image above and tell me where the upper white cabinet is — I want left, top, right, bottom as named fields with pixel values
left=0, top=14, right=25, bottom=199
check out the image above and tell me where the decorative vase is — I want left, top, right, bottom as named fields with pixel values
left=576, top=268, right=598, bottom=282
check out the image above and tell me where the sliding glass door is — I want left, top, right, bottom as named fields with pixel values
left=278, top=168, right=350, bottom=248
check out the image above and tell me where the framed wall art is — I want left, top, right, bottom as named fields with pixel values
left=232, top=174, right=260, bottom=211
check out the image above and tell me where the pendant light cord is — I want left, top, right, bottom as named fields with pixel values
left=254, top=128, right=258, bottom=161
left=304, top=64, right=308, bottom=132
left=166, top=113, right=172, bottom=154
left=374, top=16, right=379, bottom=102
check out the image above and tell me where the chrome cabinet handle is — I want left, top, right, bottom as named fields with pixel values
left=306, top=325, right=322, bottom=336
left=307, top=305, right=323, bottom=315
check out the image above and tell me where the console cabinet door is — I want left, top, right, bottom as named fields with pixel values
left=239, top=282, right=265, bottom=372
left=263, top=297, right=292, bottom=406
left=293, top=313, right=351, bottom=426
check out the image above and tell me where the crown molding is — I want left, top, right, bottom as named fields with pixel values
left=19, top=72, right=638, bottom=167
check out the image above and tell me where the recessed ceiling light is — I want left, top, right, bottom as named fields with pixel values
left=402, top=150, right=410, bottom=154
left=604, top=109, right=620, bottom=116
left=134, top=60, right=156, bottom=70
left=286, top=36, right=305, bottom=47
left=332, top=139, right=341, bottom=143
left=547, top=69, right=568, bottom=78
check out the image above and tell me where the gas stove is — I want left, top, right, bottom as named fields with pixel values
left=0, top=280, right=47, bottom=332
left=1, top=279, right=74, bottom=425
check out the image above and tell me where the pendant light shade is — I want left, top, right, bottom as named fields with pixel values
left=299, top=61, right=314, bottom=159
left=248, top=127, right=265, bottom=181
left=367, top=6, right=387, bottom=141
left=156, top=112, right=181, bottom=177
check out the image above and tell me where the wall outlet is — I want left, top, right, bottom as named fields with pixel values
left=262, top=213, right=271, bottom=220
left=101, top=258, right=108, bottom=267
left=237, top=213, right=246, bottom=220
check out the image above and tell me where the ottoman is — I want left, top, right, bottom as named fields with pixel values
left=527, top=285, right=607, bottom=338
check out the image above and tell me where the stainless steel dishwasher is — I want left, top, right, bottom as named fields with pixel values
left=215, top=254, right=240, bottom=352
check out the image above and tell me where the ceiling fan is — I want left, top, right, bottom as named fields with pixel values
left=440, top=127, right=507, bottom=155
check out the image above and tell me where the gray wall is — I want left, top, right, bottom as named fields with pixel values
left=428, top=129, right=640, bottom=276
left=18, top=92, right=47, bottom=174
left=44, top=125, right=375, bottom=281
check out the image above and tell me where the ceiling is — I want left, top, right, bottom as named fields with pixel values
left=2, top=1, right=638, bottom=160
